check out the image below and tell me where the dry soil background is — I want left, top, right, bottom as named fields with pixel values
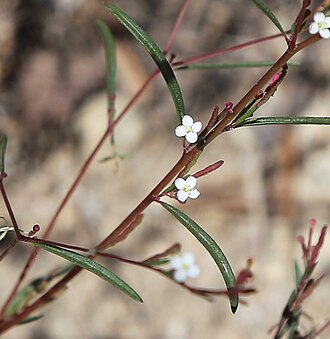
left=0, top=0, right=330, bottom=338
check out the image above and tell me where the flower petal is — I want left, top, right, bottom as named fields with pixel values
left=174, top=178, right=186, bottom=190
left=175, top=125, right=187, bottom=137
left=182, top=252, right=195, bottom=265
left=314, top=12, right=325, bottom=23
left=173, top=269, right=187, bottom=282
left=170, top=256, right=182, bottom=269
left=182, top=115, right=193, bottom=127
left=324, top=17, right=330, bottom=28
left=186, top=176, right=197, bottom=188
left=188, top=265, right=200, bottom=279
left=185, top=131, right=198, bottom=143
left=177, top=190, right=188, bottom=202
left=192, top=121, right=202, bottom=133
left=309, top=22, right=319, bottom=34
left=319, top=28, right=330, bottom=39
left=188, top=189, right=200, bottom=199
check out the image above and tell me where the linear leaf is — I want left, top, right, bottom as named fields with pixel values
left=160, top=201, right=238, bottom=313
left=19, top=314, right=44, bottom=324
left=238, top=116, right=330, bottom=127
left=4, top=281, right=39, bottom=320
left=176, top=61, right=299, bottom=70
left=34, top=243, right=143, bottom=302
left=142, top=243, right=181, bottom=266
left=0, top=132, right=7, bottom=173
left=106, top=3, right=185, bottom=121
left=293, top=260, right=302, bottom=287
left=251, top=0, right=286, bottom=35
left=96, top=19, right=117, bottom=120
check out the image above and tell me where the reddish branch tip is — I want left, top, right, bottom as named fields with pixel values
left=309, top=218, right=317, bottom=227
left=28, top=224, right=41, bottom=236
left=33, top=224, right=40, bottom=233
left=296, top=235, right=304, bottom=244
left=225, top=102, right=234, bottom=110
left=255, top=90, right=264, bottom=99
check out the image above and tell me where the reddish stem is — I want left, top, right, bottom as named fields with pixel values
left=0, top=180, right=23, bottom=241
left=172, top=31, right=289, bottom=68
left=289, top=0, right=311, bottom=49
left=202, top=34, right=320, bottom=147
left=0, top=5, right=323, bottom=334
left=163, top=0, right=191, bottom=54
left=0, top=69, right=159, bottom=320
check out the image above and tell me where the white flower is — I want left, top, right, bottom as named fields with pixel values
left=309, top=12, right=330, bottom=39
left=169, top=252, right=200, bottom=283
left=175, top=115, right=202, bottom=143
left=174, top=176, right=200, bottom=202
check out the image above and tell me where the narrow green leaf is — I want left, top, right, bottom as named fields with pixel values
left=238, top=116, right=330, bottom=127
left=176, top=61, right=299, bottom=70
left=0, top=132, right=7, bottom=173
left=34, top=243, right=143, bottom=302
left=4, top=283, right=37, bottom=319
left=287, top=308, right=302, bottom=339
left=96, top=19, right=117, bottom=120
left=160, top=201, right=238, bottom=313
left=251, top=0, right=286, bottom=35
left=19, top=314, right=44, bottom=325
left=234, top=104, right=259, bottom=127
left=293, top=260, right=302, bottom=287
left=105, top=3, right=185, bottom=121
left=142, top=243, right=181, bottom=266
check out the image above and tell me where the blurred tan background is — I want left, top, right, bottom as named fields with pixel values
left=1, top=0, right=330, bottom=338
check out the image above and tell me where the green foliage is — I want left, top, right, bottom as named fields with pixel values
left=238, top=116, right=330, bottom=127
left=251, top=0, right=286, bottom=35
left=96, top=19, right=117, bottom=119
left=160, top=201, right=238, bottom=313
left=106, top=3, right=185, bottom=122
left=34, top=243, right=143, bottom=303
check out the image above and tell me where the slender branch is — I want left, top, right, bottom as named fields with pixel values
left=94, top=150, right=195, bottom=250
left=289, top=0, right=311, bottom=49
left=0, top=5, right=323, bottom=334
left=172, top=31, right=290, bottom=68
left=0, top=69, right=159, bottom=321
left=202, top=34, right=320, bottom=146
left=0, top=180, right=23, bottom=241
left=163, top=0, right=191, bottom=54
left=313, top=317, right=330, bottom=336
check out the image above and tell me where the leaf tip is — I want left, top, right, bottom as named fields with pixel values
left=231, top=303, right=238, bottom=314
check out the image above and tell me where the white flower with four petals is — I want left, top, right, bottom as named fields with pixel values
left=309, top=12, right=330, bottom=39
left=174, top=176, right=200, bottom=202
left=169, top=252, right=200, bottom=283
left=175, top=115, right=202, bottom=143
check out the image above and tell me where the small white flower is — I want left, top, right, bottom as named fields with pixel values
left=309, top=12, right=330, bottom=39
left=174, top=176, right=200, bottom=202
left=175, top=115, right=202, bottom=143
left=169, top=252, right=200, bottom=283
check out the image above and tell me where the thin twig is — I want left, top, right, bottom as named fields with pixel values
left=163, top=0, right=191, bottom=54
